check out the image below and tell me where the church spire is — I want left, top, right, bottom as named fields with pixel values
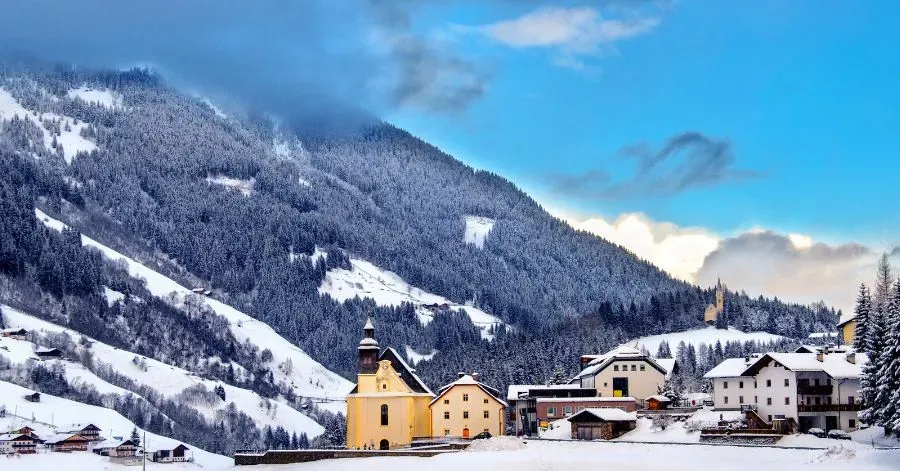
left=358, top=316, right=379, bottom=374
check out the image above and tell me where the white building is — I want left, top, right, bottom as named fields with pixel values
left=574, top=345, right=677, bottom=403
left=704, top=350, right=865, bottom=432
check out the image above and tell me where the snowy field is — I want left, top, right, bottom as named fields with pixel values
left=318, top=255, right=504, bottom=340
left=0, top=305, right=325, bottom=437
left=464, top=215, right=495, bottom=249
left=240, top=438, right=898, bottom=471
left=66, top=86, right=123, bottom=109
left=205, top=174, right=256, bottom=196
left=633, top=326, right=784, bottom=353
left=35, top=209, right=352, bottom=413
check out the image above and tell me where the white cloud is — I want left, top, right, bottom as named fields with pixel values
left=552, top=208, right=890, bottom=313
left=467, top=6, right=659, bottom=68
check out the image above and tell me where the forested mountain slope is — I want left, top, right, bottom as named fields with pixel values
left=0, top=63, right=837, bottom=399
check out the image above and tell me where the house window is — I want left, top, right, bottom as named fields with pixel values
left=848, top=396, right=855, bottom=404
left=484, top=410, right=490, bottom=419
left=640, top=365, right=645, bottom=371
left=631, top=365, right=636, bottom=371
left=564, top=406, right=572, bottom=416
left=463, top=394, right=469, bottom=402
left=444, top=429, right=450, bottom=436
left=444, top=411, right=450, bottom=420
left=784, top=379, right=789, bottom=387
left=827, top=397, right=832, bottom=405
left=463, top=411, right=469, bottom=419
left=739, top=381, right=744, bottom=389
left=785, top=397, right=790, bottom=405
left=724, top=396, right=729, bottom=404
left=484, top=429, right=490, bottom=433
left=849, top=419, right=856, bottom=429
left=382, top=384, right=387, bottom=390
left=484, top=398, right=489, bottom=404
left=766, top=398, right=772, bottom=406
left=444, top=399, right=450, bottom=405
left=815, top=397, right=821, bottom=405
left=547, top=407, right=556, bottom=417
left=739, top=396, right=744, bottom=403
left=724, top=381, right=728, bottom=389
left=754, top=396, right=758, bottom=403
left=754, top=381, right=757, bottom=388
left=814, top=378, right=819, bottom=386
left=614, top=365, right=619, bottom=371
left=766, top=379, right=772, bottom=387
left=380, top=404, right=389, bottom=426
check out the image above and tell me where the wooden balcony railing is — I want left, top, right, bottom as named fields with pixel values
left=797, top=403, right=861, bottom=412
left=797, top=385, right=833, bottom=395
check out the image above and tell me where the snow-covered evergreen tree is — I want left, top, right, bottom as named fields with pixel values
left=877, top=279, right=900, bottom=436
left=873, top=254, right=894, bottom=318
left=853, top=284, right=872, bottom=351
left=860, top=309, right=887, bottom=425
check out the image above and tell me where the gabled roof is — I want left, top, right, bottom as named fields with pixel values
left=836, top=314, right=856, bottom=327
left=645, top=395, right=671, bottom=402
left=575, top=344, right=669, bottom=379
left=380, top=347, right=433, bottom=395
left=703, top=355, right=762, bottom=379
left=740, top=352, right=867, bottom=379
left=44, top=433, right=87, bottom=444
left=506, top=384, right=588, bottom=401
left=430, top=374, right=508, bottom=407
left=0, top=433, right=33, bottom=442
left=61, top=423, right=101, bottom=433
left=568, top=408, right=637, bottom=422
left=94, top=438, right=138, bottom=449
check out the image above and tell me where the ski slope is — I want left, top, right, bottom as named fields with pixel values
left=632, top=326, right=784, bottom=354
left=319, top=256, right=504, bottom=340
left=0, top=380, right=231, bottom=469
left=34, top=209, right=352, bottom=413
left=1, top=305, right=325, bottom=437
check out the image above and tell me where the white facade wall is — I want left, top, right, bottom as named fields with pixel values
left=0, top=441, right=12, bottom=454
left=711, top=377, right=757, bottom=410
left=753, top=362, right=797, bottom=422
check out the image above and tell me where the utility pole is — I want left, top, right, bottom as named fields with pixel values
left=143, top=430, right=147, bottom=471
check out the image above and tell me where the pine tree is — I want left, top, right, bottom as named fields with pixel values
left=853, top=284, right=872, bottom=352
left=130, top=427, right=141, bottom=446
left=860, top=309, right=888, bottom=425
left=874, top=254, right=893, bottom=318
left=878, top=280, right=900, bottom=436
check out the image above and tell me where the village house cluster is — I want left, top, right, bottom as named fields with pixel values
left=0, top=416, right=190, bottom=463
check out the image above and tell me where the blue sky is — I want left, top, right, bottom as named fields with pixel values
left=387, top=1, right=900, bottom=246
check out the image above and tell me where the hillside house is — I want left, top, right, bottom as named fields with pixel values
left=0, top=433, right=38, bottom=454
left=24, top=392, right=41, bottom=402
left=61, top=423, right=102, bottom=441
left=567, top=408, right=637, bottom=440
left=836, top=315, right=856, bottom=346
left=574, top=345, right=675, bottom=404
left=429, top=373, right=507, bottom=438
left=506, top=384, right=636, bottom=435
left=704, top=350, right=865, bottom=432
left=346, top=318, right=434, bottom=450
left=151, top=444, right=190, bottom=462
left=1, top=328, right=27, bottom=340
left=35, top=347, right=62, bottom=359
left=44, top=433, right=90, bottom=452
left=92, top=438, right=139, bottom=457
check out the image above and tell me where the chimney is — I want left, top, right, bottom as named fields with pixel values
left=471, top=372, right=480, bottom=380
left=458, top=372, right=466, bottom=378
left=816, top=352, right=824, bottom=362
left=846, top=353, right=856, bottom=364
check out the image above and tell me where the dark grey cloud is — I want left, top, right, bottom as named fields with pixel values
left=548, top=131, right=762, bottom=199
left=696, top=231, right=872, bottom=313
left=891, top=246, right=900, bottom=258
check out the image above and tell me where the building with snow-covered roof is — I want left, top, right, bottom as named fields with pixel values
left=1, top=328, right=27, bottom=340
left=151, top=444, right=190, bottom=462
left=0, top=433, right=37, bottom=454
left=346, top=317, right=435, bottom=450
left=836, top=314, right=856, bottom=346
left=574, top=344, right=675, bottom=403
left=704, top=350, right=866, bottom=433
left=60, top=423, right=102, bottom=441
left=567, top=408, right=637, bottom=440
left=44, top=433, right=90, bottom=452
left=91, top=438, right=139, bottom=457
left=429, top=373, right=506, bottom=438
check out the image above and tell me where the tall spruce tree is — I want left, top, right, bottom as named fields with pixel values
left=874, top=280, right=900, bottom=433
left=853, top=284, right=872, bottom=351
left=874, top=254, right=893, bottom=318
left=860, top=309, right=888, bottom=425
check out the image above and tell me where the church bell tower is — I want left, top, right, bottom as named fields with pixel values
left=358, top=316, right=380, bottom=375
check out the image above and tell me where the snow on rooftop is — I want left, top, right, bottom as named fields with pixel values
left=66, top=86, right=123, bottom=109
left=572, top=408, right=637, bottom=422
left=319, top=255, right=504, bottom=340
left=34, top=209, right=352, bottom=413
left=703, top=357, right=757, bottom=378
left=0, top=88, right=97, bottom=163
left=464, top=215, right=495, bottom=249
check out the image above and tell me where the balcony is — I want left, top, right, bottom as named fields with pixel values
left=797, top=385, right=833, bottom=395
left=797, top=403, right=862, bottom=413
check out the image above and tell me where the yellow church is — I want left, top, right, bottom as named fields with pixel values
left=345, top=318, right=434, bottom=450
left=345, top=318, right=508, bottom=449
left=704, top=278, right=725, bottom=324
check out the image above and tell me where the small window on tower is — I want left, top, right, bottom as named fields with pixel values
left=463, top=411, right=469, bottom=419
left=382, top=384, right=387, bottom=390
left=484, top=398, right=489, bottom=404
left=444, top=399, right=449, bottom=405
left=463, top=394, right=469, bottom=402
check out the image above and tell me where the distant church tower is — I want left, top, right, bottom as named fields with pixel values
left=358, top=316, right=379, bottom=374
left=704, top=278, right=726, bottom=325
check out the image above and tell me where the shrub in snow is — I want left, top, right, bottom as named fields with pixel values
left=650, top=415, right=673, bottom=431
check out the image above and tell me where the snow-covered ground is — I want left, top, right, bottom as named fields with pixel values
left=0, top=88, right=97, bottom=163
left=404, top=346, right=438, bottom=365
left=66, top=86, right=123, bottom=109
left=0, top=305, right=325, bottom=437
left=205, top=174, right=255, bottom=197
left=319, top=256, right=504, bottom=339
left=34, top=209, right=352, bottom=413
left=240, top=438, right=898, bottom=471
left=0, top=380, right=231, bottom=469
left=464, top=216, right=495, bottom=249
left=632, top=326, right=784, bottom=354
